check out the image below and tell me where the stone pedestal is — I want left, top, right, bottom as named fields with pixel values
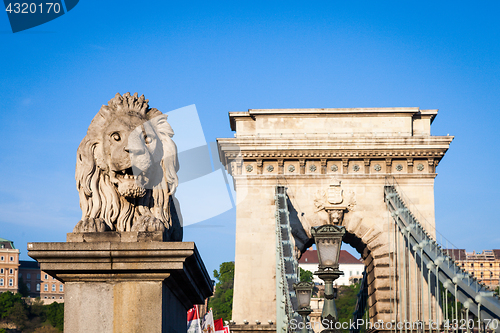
left=28, top=233, right=213, bottom=333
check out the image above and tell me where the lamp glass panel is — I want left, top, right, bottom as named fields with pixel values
left=297, top=289, right=312, bottom=308
left=317, top=238, right=341, bottom=267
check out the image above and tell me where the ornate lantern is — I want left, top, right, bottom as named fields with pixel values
left=293, top=281, right=314, bottom=333
left=311, top=224, right=345, bottom=271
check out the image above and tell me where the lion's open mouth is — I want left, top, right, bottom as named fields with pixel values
left=112, top=167, right=148, bottom=198
left=114, top=167, right=138, bottom=180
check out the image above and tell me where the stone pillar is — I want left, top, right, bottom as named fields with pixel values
left=28, top=232, right=213, bottom=333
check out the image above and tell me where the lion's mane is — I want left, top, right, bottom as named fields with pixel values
left=75, top=92, right=181, bottom=240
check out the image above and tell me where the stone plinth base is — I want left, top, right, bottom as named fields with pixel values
left=28, top=238, right=212, bottom=333
left=229, top=324, right=276, bottom=332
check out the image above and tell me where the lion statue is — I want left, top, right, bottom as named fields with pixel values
left=73, top=92, right=182, bottom=240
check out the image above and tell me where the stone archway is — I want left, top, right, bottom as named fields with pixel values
left=217, top=108, right=452, bottom=327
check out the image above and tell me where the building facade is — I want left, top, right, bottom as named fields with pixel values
left=19, top=260, right=65, bottom=303
left=0, top=237, right=64, bottom=303
left=446, top=249, right=500, bottom=290
left=0, top=238, right=20, bottom=293
left=298, top=249, right=364, bottom=286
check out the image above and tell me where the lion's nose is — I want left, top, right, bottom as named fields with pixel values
left=125, top=146, right=145, bottom=154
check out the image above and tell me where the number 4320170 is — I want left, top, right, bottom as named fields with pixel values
left=6, top=3, right=61, bottom=14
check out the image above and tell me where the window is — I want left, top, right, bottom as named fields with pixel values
left=9, top=269, right=13, bottom=274
left=44, top=274, right=48, bottom=279
left=10, top=257, right=13, bottom=261
left=490, top=263, right=493, bottom=267
left=36, top=284, right=40, bottom=291
left=0, top=256, right=4, bottom=261
left=491, top=272, right=494, bottom=278
left=27, top=283, right=30, bottom=290
left=59, top=285, right=63, bottom=292
left=44, top=284, right=48, bottom=291
left=27, top=273, right=31, bottom=279
left=480, top=263, right=483, bottom=267
left=44, top=296, right=47, bottom=299
left=52, top=284, right=56, bottom=291
left=0, top=278, right=3, bottom=286
left=0, top=268, right=3, bottom=274
left=52, top=276, right=55, bottom=280
left=59, top=296, right=63, bottom=299
left=481, top=272, right=484, bottom=277
left=9, top=279, right=13, bottom=286
left=471, top=263, right=474, bottom=267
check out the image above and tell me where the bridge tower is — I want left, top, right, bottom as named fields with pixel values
left=217, top=108, right=453, bottom=328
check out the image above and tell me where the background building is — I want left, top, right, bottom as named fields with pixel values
left=19, top=260, right=65, bottom=303
left=1, top=236, right=64, bottom=303
left=298, top=249, right=364, bottom=285
left=0, top=237, right=20, bottom=293
left=445, top=249, right=500, bottom=290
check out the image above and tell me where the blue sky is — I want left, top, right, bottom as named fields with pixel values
left=1, top=1, right=499, bottom=277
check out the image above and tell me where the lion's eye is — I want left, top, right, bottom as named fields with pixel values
left=144, top=136, right=152, bottom=144
left=112, top=133, right=121, bottom=141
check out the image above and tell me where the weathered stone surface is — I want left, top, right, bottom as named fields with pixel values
left=217, top=108, right=453, bottom=324
left=28, top=241, right=213, bottom=333
left=67, top=231, right=165, bottom=243
left=73, top=93, right=181, bottom=241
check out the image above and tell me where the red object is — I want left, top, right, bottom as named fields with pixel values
left=187, top=305, right=200, bottom=321
left=214, top=318, right=224, bottom=332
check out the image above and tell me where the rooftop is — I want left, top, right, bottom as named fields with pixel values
left=19, top=260, right=40, bottom=269
left=0, top=237, right=15, bottom=249
left=443, top=249, right=500, bottom=260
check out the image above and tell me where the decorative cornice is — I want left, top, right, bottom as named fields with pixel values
left=221, top=149, right=448, bottom=160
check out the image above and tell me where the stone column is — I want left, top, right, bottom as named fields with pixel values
left=28, top=232, right=213, bottom=333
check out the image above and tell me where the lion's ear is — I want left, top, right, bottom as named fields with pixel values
left=76, top=138, right=96, bottom=196
left=150, top=114, right=179, bottom=194
left=151, top=114, right=174, bottom=138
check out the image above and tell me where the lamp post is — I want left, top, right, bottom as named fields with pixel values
left=311, top=224, right=346, bottom=332
left=293, top=281, right=314, bottom=333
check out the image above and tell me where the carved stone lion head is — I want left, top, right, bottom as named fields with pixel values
left=74, top=92, right=181, bottom=240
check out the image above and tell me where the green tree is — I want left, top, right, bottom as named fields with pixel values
left=209, top=261, right=235, bottom=321
left=6, top=301, right=29, bottom=330
left=299, top=267, right=313, bottom=283
left=31, top=297, right=45, bottom=318
left=335, top=283, right=362, bottom=332
left=0, top=291, right=24, bottom=318
left=45, top=302, right=64, bottom=331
